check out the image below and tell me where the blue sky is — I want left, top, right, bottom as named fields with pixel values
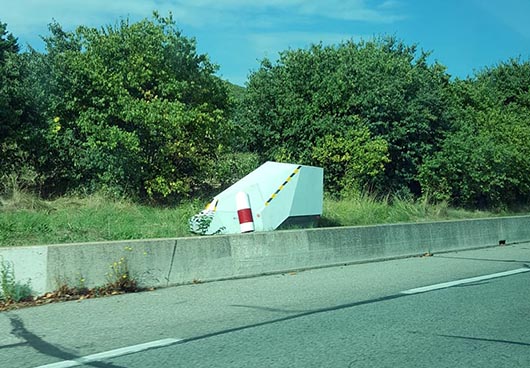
left=3, top=0, right=530, bottom=85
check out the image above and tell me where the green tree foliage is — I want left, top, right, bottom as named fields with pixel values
left=0, top=21, right=21, bottom=176
left=0, top=22, right=46, bottom=195
left=38, top=14, right=231, bottom=200
left=311, top=124, right=390, bottom=196
left=2, top=14, right=530, bottom=210
left=419, top=59, right=530, bottom=208
left=240, top=37, right=452, bottom=195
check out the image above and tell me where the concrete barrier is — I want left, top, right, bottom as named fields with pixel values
left=1, top=216, right=529, bottom=295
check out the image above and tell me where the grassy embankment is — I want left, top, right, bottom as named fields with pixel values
left=0, top=191, right=521, bottom=248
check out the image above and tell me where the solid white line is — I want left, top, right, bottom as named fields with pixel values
left=34, top=338, right=181, bottom=368
left=401, top=268, right=530, bottom=295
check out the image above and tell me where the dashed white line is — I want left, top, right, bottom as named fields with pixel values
left=34, top=338, right=181, bottom=368
left=401, top=268, right=530, bottom=295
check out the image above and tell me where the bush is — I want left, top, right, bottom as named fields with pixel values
left=311, top=125, right=389, bottom=196
left=419, top=111, right=530, bottom=208
left=420, top=61, right=530, bottom=208
left=206, top=151, right=260, bottom=191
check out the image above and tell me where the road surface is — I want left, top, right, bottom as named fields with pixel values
left=1, top=242, right=529, bottom=367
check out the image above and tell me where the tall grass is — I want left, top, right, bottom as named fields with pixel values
left=0, top=190, right=515, bottom=247
left=0, top=193, right=203, bottom=247
left=320, top=192, right=500, bottom=227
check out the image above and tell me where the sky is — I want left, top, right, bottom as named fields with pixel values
left=3, top=0, right=530, bottom=86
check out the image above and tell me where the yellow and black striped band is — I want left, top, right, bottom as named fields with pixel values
left=265, top=165, right=302, bottom=206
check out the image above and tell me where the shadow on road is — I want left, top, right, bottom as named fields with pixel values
left=230, top=304, right=309, bottom=314
left=0, top=341, right=28, bottom=350
left=173, top=268, right=530, bottom=347
left=437, top=333, right=530, bottom=347
left=7, top=313, right=126, bottom=368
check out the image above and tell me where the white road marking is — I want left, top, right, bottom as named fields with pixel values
left=401, top=268, right=530, bottom=295
left=34, top=338, right=181, bottom=368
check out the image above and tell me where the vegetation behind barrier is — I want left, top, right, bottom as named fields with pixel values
left=0, top=192, right=514, bottom=247
left=1, top=13, right=530, bottom=214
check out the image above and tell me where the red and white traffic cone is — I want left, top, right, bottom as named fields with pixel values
left=236, top=191, right=254, bottom=233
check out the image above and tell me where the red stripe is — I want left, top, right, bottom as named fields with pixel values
left=237, top=208, right=253, bottom=224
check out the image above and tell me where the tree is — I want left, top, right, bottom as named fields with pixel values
left=0, top=22, right=45, bottom=195
left=39, top=14, right=231, bottom=200
left=419, top=59, right=530, bottom=208
left=240, top=37, right=453, bottom=195
left=0, top=21, right=21, bottom=162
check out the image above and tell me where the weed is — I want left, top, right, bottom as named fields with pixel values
left=189, top=211, right=214, bottom=235
left=74, top=275, right=89, bottom=294
left=53, top=275, right=89, bottom=296
left=0, top=258, right=33, bottom=303
left=106, top=256, right=138, bottom=292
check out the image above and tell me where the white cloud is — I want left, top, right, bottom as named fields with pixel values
left=3, top=1, right=162, bottom=40
left=2, top=0, right=404, bottom=83
left=297, top=0, right=404, bottom=23
left=186, top=0, right=400, bottom=17
left=378, top=0, right=401, bottom=10
left=180, top=0, right=404, bottom=23
left=247, top=31, right=366, bottom=60
left=3, top=0, right=404, bottom=40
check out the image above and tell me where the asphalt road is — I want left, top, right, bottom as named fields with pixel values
left=1, top=243, right=529, bottom=368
